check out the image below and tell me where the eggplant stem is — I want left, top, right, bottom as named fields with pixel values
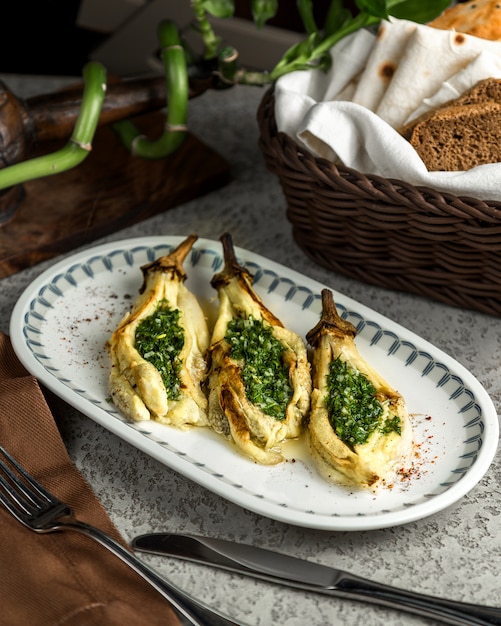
left=211, top=232, right=249, bottom=289
left=139, top=234, right=198, bottom=293
left=306, top=289, right=357, bottom=347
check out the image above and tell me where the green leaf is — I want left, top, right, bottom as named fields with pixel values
left=252, top=0, right=279, bottom=28
left=272, top=32, right=318, bottom=71
left=201, top=0, right=234, bottom=19
left=324, top=0, right=353, bottom=36
left=386, top=0, right=451, bottom=24
left=354, top=0, right=389, bottom=20
left=296, top=0, right=317, bottom=35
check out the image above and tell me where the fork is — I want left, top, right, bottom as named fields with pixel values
left=0, top=445, right=242, bottom=626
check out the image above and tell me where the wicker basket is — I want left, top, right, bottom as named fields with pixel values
left=257, top=86, right=501, bottom=317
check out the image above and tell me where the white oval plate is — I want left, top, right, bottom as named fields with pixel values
left=10, top=236, right=499, bottom=531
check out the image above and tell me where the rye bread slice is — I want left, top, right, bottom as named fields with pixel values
left=400, top=77, right=501, bottom=140
left=407, top=100, right=501, bottom=171
left=453, top=76, right=501, bottom=105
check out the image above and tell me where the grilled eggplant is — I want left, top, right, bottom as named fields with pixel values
left=206, top=233, right=311, bottom=464
left=108, top=234, right=209, bottom=428
left=306, top=289, right=412, bottom=487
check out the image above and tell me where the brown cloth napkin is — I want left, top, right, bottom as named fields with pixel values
left=0, top=332, right=181, bottom=626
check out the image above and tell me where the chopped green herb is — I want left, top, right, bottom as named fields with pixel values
left=325, top=357, right=400, bottom=446
left=135, top=299, right=184, bottom=400
left=380, top=414, right=402, bottom=436
left=225, top=316, right=293, bottom=420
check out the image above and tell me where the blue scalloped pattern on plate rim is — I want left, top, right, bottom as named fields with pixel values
left=20, top=243, right=485, bottom=519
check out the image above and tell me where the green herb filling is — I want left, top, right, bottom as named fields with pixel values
left=135, top=299, right=184, bottom=400
left=325, top=357, right=400, bottom=446
left=225, top=316, right=293, bottom=420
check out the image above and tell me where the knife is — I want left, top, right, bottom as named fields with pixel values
left=132, top=533, right=501, bottom=626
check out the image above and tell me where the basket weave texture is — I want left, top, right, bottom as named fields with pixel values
left=257, top=86, right=501, bottom=317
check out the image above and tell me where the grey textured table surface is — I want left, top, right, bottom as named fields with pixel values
left=1, top=73, right=500, bottom=626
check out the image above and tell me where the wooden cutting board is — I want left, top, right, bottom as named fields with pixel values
left=0, top=112, right=230, bottom=278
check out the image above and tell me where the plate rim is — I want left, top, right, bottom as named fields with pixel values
left=9, top=236, right=500, bottom=531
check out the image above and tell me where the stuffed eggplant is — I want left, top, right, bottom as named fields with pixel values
left=306, top=289, right=412, bottom=487
left=107, top=234, right=209, bottom=428
left=206, top=233, right=311, bottom=464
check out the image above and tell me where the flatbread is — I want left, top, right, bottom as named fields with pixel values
left=403, top=49, right=501, bottom=125
left=375, top=24, right=501, bottom=128
left=322, top=27, right=375, bottom=101
left=352, top=19, right=417, bottom=112
left=429, top=0, right=501, bottom=41
left=333, top=71, right=361, bottom=101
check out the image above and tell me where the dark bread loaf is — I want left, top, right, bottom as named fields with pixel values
left=405, top=101, right=501, bottom=171
left=400, top=77, right=501, bottom=171
left=453, top=76, right=501, bottom=105
left=400, top=77, right=501, bottom=136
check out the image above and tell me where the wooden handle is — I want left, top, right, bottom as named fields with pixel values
left=0, top=74, right=213, bottom=168
left=28, top=76, right=169, bottom=143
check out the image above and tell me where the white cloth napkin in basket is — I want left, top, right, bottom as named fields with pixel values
left=274, top=19, right=501, bottom=202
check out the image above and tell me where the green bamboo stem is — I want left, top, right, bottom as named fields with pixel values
left=191, top=0, right=223, bottom=60
left=0, top=62, right=106, bottom=191
left=213, top=8, right=380, bottom=85
left=296, top=0, right=318, bottom=35
left=252, top=0, right=279, bottom=29
left=304, top=11, right=380, bottom=59
left=217, top=46, right=240, bottom=84
left=265, top=12, right=378, bottom=81
left=112, top=20, right=188, bottom=159
left=324, top=0, right=352, bottom=36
